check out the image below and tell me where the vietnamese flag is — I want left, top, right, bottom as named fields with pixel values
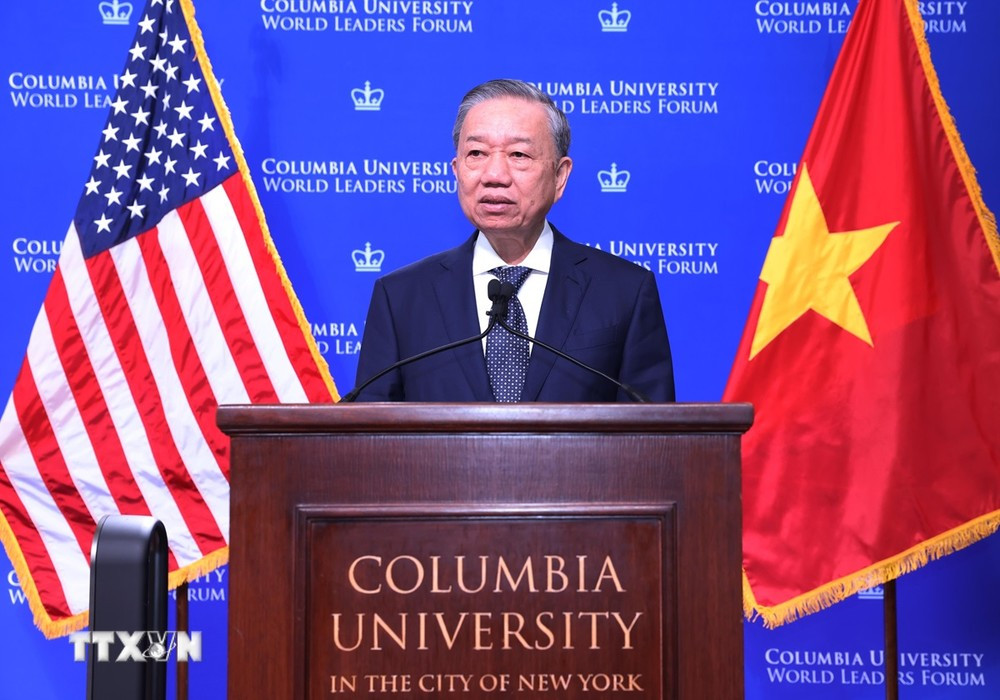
left=725, top=0, right=1000, bottom=626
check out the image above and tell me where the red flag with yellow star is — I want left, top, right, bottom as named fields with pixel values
left=725, top=0, right=1000, bottom=626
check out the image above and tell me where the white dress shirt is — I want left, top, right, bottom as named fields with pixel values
left=472, top=222, right=553, bottom=353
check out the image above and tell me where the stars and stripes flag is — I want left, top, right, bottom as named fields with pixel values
left=0, top=0, right=337, bottom=637
left=725, top=0, right=1000, bottom=626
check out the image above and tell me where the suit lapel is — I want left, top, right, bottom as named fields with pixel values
left=431, top=234, right=494, bottom=401
left=522, top=230, right=590, bottom=401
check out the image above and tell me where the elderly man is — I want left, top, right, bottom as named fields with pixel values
left=352, top=79, right=674, bottom=402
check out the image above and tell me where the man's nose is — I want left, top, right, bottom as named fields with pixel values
left=482, top=153, right=513, bottom=185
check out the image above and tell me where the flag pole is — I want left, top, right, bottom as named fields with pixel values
left=883, top=579, right=898, bottom=700
left=177, top=583, right=189, bottom=700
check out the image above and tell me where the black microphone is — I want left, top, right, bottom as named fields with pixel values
left=494, top=281, right=651, bottom=403
left=487, top=278, right=513, bottom=322
left=339, top=280, right=513, bottom=402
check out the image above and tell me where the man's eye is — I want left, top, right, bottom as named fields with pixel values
left=467, top=150, right=484, bottom=158
left=510, top=151, right=528, bottom=159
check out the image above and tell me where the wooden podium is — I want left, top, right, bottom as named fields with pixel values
left=218, top=403, right=751, bottom=700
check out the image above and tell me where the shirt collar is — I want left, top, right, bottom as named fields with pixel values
left=473, top=222, right=554, bottom=275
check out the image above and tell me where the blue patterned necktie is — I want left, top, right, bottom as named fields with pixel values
left=486, top=265, right=532, bottom=402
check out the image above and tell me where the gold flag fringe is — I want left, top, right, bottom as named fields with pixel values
left=744, top=509, right=1000, bottom=628
left=0, top=502, right=230, bottom=638
left=181, top=0, right=339, bottom=401
left=902, top=0, right=1000, bottom=273
left=0, top=507, right=87, bottom=639
left=167, top=546, right=230, bottom=591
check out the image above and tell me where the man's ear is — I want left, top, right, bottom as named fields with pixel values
left=553, top=157, right=573, bottom=201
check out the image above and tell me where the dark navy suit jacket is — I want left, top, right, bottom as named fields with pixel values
left=353, top=228, right=675, bottom=402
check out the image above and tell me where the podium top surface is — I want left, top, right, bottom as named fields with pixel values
left=216, top=402, right=753, bottom=435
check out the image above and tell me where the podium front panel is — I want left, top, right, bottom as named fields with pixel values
left=300, top=508, right=675, bottom=699
left=218, top=403, right=750, bottom=700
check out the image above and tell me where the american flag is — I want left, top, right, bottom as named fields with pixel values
left=0, top=0, right=336, bottom=637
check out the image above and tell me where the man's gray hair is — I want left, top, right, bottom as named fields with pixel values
left=452, top=79, right=571, bottom=159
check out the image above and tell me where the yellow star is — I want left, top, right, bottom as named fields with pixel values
left=749, top=163, right=899, bottom=360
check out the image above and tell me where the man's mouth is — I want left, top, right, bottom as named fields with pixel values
left=479, top=197, right=515, bottom=212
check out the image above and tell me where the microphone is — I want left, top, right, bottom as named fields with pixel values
left=339, top=280, right=513, bottom=402
left=493, top=281, right=651, bottom=403
left=487, top=278, right=513, bottom=322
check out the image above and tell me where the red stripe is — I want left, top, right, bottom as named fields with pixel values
left=136, top=228, right=230, bottom=476
left=10, top=359, right=95, bottom=560
left=0, top=458, right=73, bottom=621
left=84, top=245, right=226, bottom=555
left=177, top=193, right=278, bottom=403
left=45, top=269, right=153, bottom=516
left=45, top=267, right=181, bottom=569
left=223, top=176, right=334, bottom=402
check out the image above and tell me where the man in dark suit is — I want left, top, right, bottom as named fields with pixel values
left=353, top=79, right=674, bottom=402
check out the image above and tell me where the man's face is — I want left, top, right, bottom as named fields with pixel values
left=452, top=97, right=572, bottom=242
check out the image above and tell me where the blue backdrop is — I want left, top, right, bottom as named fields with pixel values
left=1, top=0, right=998, bottom=697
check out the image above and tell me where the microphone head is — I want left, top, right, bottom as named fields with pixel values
left=488, top=278, right=502, bottom=301
left=487, top=279, right=514, bottom=322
